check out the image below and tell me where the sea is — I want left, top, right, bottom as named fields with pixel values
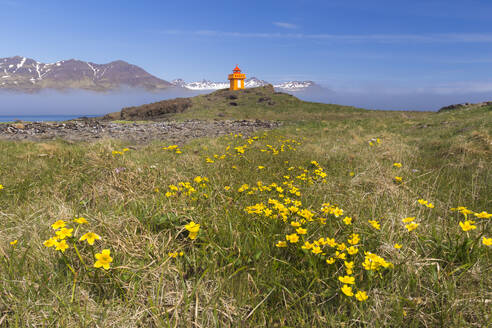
left=0, top=115, right=99, bottom=123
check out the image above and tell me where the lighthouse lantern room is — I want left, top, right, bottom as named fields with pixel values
left=228, top=65, right=246, bottom=90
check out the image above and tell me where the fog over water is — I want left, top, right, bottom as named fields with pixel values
left=0, top=86, right=491, bottom=117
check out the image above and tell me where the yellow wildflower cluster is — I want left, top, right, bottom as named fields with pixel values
left=418, top=199, right=435, bottom=208
left=43, top=218, right=112, bottom=270
left=112, top=148, right=130, bottom=156
left=165, top=176, right=209, bottom=198
left=162, top=145, right=182, bottom=154
left=168, top=251, right=184, bottom=258
left=238, top=152, right=397, bottom=302
left=451, top=207, right=490, bottom=240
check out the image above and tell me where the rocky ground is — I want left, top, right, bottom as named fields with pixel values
left=0, top=119, right=281, bottom=143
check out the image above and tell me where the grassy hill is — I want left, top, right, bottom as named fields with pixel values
left=1, top=95, right=491, bottom=327
left=105, top=85, right=367, bottom=122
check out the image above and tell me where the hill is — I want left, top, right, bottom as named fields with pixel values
left=0, top=56, right=172, bottom=92
left=103, top=84, right=362, bottom=121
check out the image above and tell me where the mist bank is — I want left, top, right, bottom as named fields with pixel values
left=0, top=86, right=491, bottom=116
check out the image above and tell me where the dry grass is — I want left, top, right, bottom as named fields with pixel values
left=0, top=106, right=491, bottom=327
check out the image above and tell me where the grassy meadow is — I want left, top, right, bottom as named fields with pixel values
left=1, top=103, right=491, bottom=327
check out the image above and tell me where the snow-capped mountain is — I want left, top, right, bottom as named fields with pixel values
left=171, top=77, right=316, bottom=92
left=0, top=56, right=172, bottom=92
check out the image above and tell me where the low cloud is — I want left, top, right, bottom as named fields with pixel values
left=273, top=22, right=298, bottom=29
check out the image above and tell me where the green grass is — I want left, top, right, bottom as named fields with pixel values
left=0, top=105, right=491, bottom=327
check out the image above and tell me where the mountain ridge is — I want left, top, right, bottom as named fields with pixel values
left=0, top=56, right=172, bottom=92
left=170, top=77, right=317, bottom=92
left=0, top=56, right=320, bottom=93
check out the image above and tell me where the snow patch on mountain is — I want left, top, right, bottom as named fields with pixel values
left=171, top=77, right=315, bottom=91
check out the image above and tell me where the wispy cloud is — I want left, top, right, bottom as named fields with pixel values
left=157, top=29, right=492, bottom=43
left=273, top=22, right=298, bottom=29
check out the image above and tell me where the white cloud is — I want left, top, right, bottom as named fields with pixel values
left=158, top=29, right=492, bottom=43
left=273, top=22, right=298, bottom=29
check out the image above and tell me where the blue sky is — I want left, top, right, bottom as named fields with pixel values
left=1, top=0, right=492, bottom=105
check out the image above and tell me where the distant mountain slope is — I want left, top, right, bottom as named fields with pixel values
left=0, top=56, right=172, bottom=92
left=171, top=77, right=318, bottom=92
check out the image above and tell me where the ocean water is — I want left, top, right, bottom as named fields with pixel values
left=0, top=115, right=99, bottom=123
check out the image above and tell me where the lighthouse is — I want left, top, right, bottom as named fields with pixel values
left=228, top=65, right=246, bottom=90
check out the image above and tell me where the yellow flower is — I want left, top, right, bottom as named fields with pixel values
left=341, top=284, right=354, bottom=297
left=79, top=232, right=101, bottom=245
left=394, top=243, right=402, bottom=249
left=94, top=249, right=113, bottom=270
left=368, top=220, right=381, bottom=230
left=332, top=207, right=344, bottom=217
left=326, top=238, right=337, bottom=247
left=55, top=240, right=69, bottom=253
left=73, top=217, right=88, bottom=224
left=302, top=241, right=313, bottom=250
left=112, top=150, right=123, bottom=155
left=482, top=237, right=492, bottom=246
left=394, top=176, right=403, bottom=183
left=326, top=257, right=336, bottom=264
left=355, top=291, right=368, bottom=301
left=337, top=243, right=346, bottom=251
left=347, top=246, right=359, bottom=255
left=402, top=217, right=415, bottom=223
left=258, top=166, right=265, bottom=170
left=122, top=148, right=130, bottom=152
left=0, top=184, right=3, bottom=190
left=238, top=184, right=249, bottom=192
left=419, top=199, right=435, bottom=208
left=286, top=233, right=299, bottom=243
left=224, top=186, right=231, bottom=191
left=343, top=216, right=352, bottom=225
left=289, top=221, right=300, bottom=228
left=185, top=221, right=200, bottom=233
left=296, top=227, right=307, bottom=235
left=55, top=228, right=73, bottom=240
left=51, top=220, right=66, bottom=230
left=335, top=251, right=346, bottom=260
left=10, top=240, right=18, bottom=246
left=168, top=251, right=183, bottom=258
left=474, top=211, right=492, bottom=219
left=459, top=220, right=476, bottom=232
left=393, top=162, right=402, bottom=168
left=362, top=251, right=392, bottom=271
left=311, top=246, right=323, bottom=254
left=347, top=233, right=360, bottom=245
left=338, top=275, right=355, bottom=284
left=349, top=171, right=355, bottom=177
left=344, top=261, right=354, bottom=274
left=185, top=221, right=200, bottom=240
left=43, top=237, right=58, bottom=248
left=405, top=222, right=420, bottom=232
left=276, top=241, right=287, bottom=248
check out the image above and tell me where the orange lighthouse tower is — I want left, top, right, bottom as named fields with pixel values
left=228, top=65, right=246, bottom=90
